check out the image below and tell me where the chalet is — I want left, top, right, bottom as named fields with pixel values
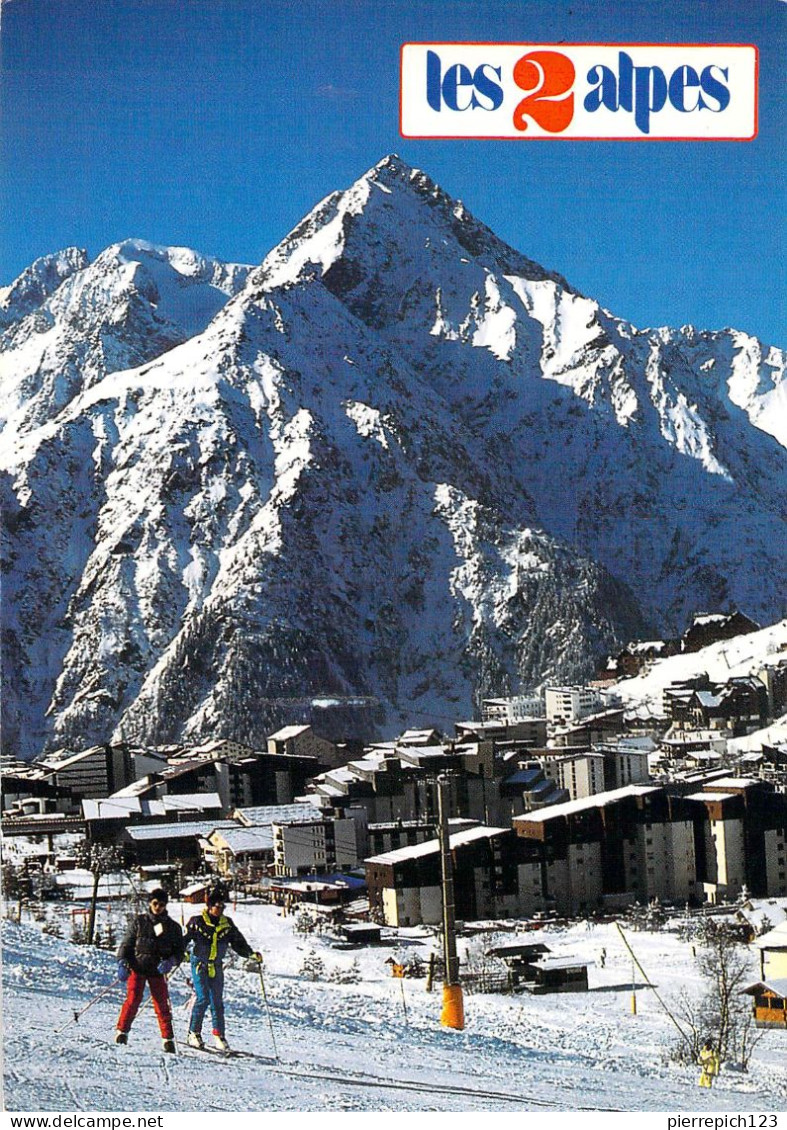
left=485, top=942, right=552, bottom=990
left=601, top=639, right=680, bottom=680
left=123, top=819, right=237, bottom=867
left=398, top=729, right=443, bottom=746
left=179, top=881, right=212, bottom=904
left=659, top=730, right=730, bottom=760
left=684, top=678, right=768, bottom=736
left=205, top=826, right=274, bottom=878
left=681, top=611, right=760, bottom=654
left=742, top=980, right=787, bottom=1029
left=525, top=955, right=590, bottom=994
left=267, top=872, right=366, bottom=908
left=171, top=739, right=257, bottom=762
left=755, top=920, right=787, bottom=982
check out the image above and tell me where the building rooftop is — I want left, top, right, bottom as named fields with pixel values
left=209, top=826, right=274, bottom=853
left=233, top=803, right=322, bottom=827
left=125, top=819, right=236, bottom=841
left=514, top=785, right=660, bottom=824
left=82, top=793, right=222, bottom=821
left=268, top=725, right=311, bottom=742
left=366, top=825, right=509, bottom=866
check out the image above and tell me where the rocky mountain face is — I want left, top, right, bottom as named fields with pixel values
left=2, top=157, right=785, bottom=758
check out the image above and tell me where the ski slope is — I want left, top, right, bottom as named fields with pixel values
left=3, top=904, right=787, bottom=1112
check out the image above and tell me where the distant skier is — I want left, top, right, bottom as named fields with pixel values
left=185, top=884, right=262, bottom=1052
left=698, top=1038, right=720, bottom=1088
left=115, top=888, right=185, bottom=1053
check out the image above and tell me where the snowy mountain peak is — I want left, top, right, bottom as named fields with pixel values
left=93, top=238, right=252, bottom=296
left=0, top=247, right=89, bottom=328
left=255, top=154, right=564, bottom=297
left=0, top=239, right=252, bottom=449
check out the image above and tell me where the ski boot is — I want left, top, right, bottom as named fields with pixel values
left=213, top=1033, right=231, bottom=1053
left=186, top=1031, right=204, bottom=1049
left=115, top=1031, right=128, bottom=1045
left=162, top=1038, right=176, bottom=1054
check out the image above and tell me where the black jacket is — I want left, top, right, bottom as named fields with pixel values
left=117, top=910, right=185, bottom=977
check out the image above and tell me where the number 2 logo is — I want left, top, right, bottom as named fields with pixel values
left=513, top=50, right=575, bottom=133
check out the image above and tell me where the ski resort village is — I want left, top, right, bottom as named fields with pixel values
left=3, top=611, right=787, bottom=1111
left=3, top=154, right=787, bottom=1110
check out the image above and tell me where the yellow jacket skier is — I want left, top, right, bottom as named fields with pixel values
left=698, top=1039, right=720, bottom=1088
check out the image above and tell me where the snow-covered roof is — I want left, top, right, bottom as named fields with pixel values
left=533, top=956, right=592, bottom=971
left=208, top=826, right=274, bottom=853
left=514, top=785, right=660, bottom=824
left=743, top=979, right=787, bottom=998
left=398, top=729, right=441, bottom=744
left=366, top=825, right=509, bottom=865
left=705, top=777, right=761, bottom=790
left=233, top=803, right=322, bottom=827
left=125, top=820, right=236, bottom=841
left=755, top=921, right=787, bottom=949
left=82, top=792, right=222, bottom=821
left=685, top=791, right=740, bottom=803
left=695, top=691, right=724, bottom=708
left=661, top=731, right=728, bottom=746
left=268, top=725, right=311, bottom=741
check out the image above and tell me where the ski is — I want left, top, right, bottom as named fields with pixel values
left=176, top=1040, right=275, bottom=1062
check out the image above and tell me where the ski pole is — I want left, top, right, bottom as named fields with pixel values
left=257, top=966, right=280, bottom=1061
left=56, top=977, right=121, bottom=1035
left=398, top=975, right=409, bottom=1026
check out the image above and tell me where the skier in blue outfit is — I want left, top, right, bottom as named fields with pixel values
left=185, top=884, right=261, bottom=1051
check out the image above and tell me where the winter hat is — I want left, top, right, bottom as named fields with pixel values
left=148, top=887, right=169, bottom=904
left=206, top=884, right=229, bottom=906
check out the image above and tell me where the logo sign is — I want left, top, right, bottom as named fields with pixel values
left=401, top=44, right=758, bottom=139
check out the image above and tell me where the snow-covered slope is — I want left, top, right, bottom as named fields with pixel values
left=2, top=156, right=785, bottom=757
left=4, top=911, right=787, bottom=1112
left=614, top=619, right=787, bottom=721
left=253, top=157, right=787, bottom=631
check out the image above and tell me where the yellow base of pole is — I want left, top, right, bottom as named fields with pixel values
left=631, top=992, right=637, bottom=1015
left=441, top=983, right=465, bottom=1030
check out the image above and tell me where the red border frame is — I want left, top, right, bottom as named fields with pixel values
left=399, top=42, right=759, bottom=141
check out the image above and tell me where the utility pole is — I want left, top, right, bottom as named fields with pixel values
left=437, top=773, right=464, bottom=1030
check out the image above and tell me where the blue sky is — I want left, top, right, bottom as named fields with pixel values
left=1, top=0, right=785, bottom=346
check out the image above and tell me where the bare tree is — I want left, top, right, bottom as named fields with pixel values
left=74, top=841, right=124, bottom=945
left=674, top=920, right=762, bottom=1071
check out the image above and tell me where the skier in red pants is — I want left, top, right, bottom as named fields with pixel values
left=115, top=889, right=185, bottom=1052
